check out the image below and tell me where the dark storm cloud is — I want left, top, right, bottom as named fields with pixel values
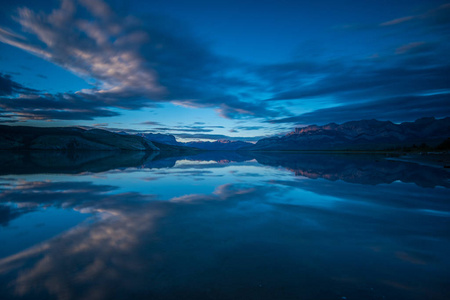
left=0, top=0, right=278, bottom=120
left=270, top=94, right=450, bottom=124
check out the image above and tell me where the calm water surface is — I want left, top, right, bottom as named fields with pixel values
left=0, top=151, right=449, bottom=300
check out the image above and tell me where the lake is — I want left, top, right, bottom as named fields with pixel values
left=0, top=151, right=449, bottom=300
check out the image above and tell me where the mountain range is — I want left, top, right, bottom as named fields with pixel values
left=0, top=117, right=448, bottom=152
left=138, top=133, right=252, bottom=150
left=183, top=140, right=251, bottom=150
left=247, top=117, right=450, bottom=151
left=137, top=133, right=180, bottom=146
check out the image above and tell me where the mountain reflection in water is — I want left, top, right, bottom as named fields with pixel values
left=0, top=151, right=449, bottom=300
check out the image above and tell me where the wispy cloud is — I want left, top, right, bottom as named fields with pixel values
left=380, top=16, right=415, bottom=26
left=380, top=3, right=450, bottom=28
left=154, top=127, right=214, bottom=133
left=234, top=126, right=265, bottom=131
left=138, top=124, right=225, bottom=133
left=138, top=121, right=162, bottom=126
left=395, top=41, right=429, bottom=55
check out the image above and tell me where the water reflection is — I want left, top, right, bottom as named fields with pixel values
left=0, top=151, right=157, bottom=175
left=1, top=150, right=448, bottom=188
left=0, top=152, right=449, bottom=300
left=252, top=152, right=450, bottom=188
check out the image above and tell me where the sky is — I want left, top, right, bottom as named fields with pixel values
left=0, top=0, right=449, bottom=141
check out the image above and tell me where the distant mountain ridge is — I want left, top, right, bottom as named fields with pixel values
left=183, top=139, right=251, bottom=150
left=1, top=117, right=448, bottom=152
left=247, top=117, right=450, bottom=151
left=138, top=133, right=180, bottom=146
left=138, top=133, right=252, bottom=150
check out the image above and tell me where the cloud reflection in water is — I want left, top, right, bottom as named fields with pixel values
left=0, top=153, right=449, bottom=300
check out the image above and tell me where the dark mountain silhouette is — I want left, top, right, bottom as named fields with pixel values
left=0, top=125, right=159, bottom=151
left=247, top=117, right=450, bottom=151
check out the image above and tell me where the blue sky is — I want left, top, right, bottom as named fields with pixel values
left=0, top=0, right=449, bottom=141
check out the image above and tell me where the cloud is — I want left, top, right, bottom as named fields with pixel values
left=234, top=126, right=265, bottom=131
left=0, top=1, right=448, bottom=125
left=0, top=0, right=278, bottom=120
left=0, top=119, right=19, bottom=124
left=260, top=26, right=449, bottom=126
left=92, top=123, right=108, bottom=127
left=10, top=0, right=164, bottom=103
left=265, top=59, right=450, bottom=103
left=174, top=94, right=279, bottom=120
left=380, top=16, right=415, bottom=26
left=0, top=73, right=38, bottom=96
left=138, top=121, right=162, bottom=126
left=145, top=124, right=224, bottom=133
left=380, top=3, right=450, bottom=28
left=153, top=127, right=214, bottom=133
left=395, top=41, right=429, bottom=55
left=0, top=92, right=119, bottom=120
left=269, top=93, right=450, bottom=125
